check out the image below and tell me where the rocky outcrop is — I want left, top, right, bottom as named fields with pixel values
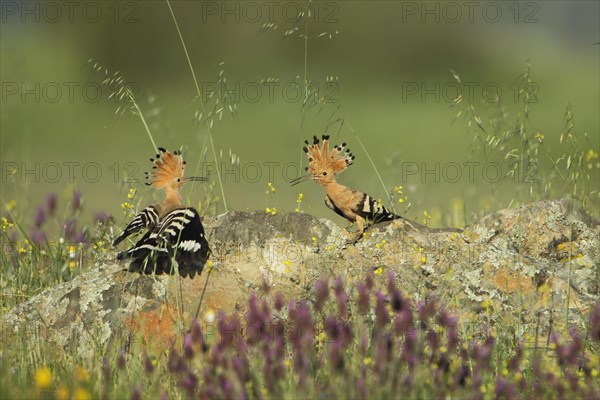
left=2, top=199, right=598, bottom=356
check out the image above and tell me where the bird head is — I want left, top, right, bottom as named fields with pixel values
left=145, top=147, right=207, bottom=190
left=291, top=135, right=355, bottom=186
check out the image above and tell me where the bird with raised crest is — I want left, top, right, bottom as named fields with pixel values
left=291, top=135, right=406, bottom=243
left=113, top=147, right=210, bottom=277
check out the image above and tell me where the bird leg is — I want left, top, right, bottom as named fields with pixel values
left=347, top=217, right=368, bottom=245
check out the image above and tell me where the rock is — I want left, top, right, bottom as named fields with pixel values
left=2, top=199, right=598, bottom=356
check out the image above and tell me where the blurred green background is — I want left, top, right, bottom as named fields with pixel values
left=1, top=0, right=598, bottom=229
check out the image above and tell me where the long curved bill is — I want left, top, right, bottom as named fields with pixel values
left=183, top=176, right=208, bottom=183
left=290, top=175, right=313, bottom=186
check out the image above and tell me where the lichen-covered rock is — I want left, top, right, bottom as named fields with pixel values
left=2, top=199, right=598, bottom=356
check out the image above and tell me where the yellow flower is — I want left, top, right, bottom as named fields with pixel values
left=265, top=207, right=277, bottom=215
left=267, top=182, right=276, bottom=193
left=439, top=346, right=447, bottom=354
left=5, top=200, right=16, bottom=212
left=283, top=260, right=292, bottom=273
left=73, top=387, right=91, bottom=400
left=586, top=149, right=598, bottom=162
left=423, top=210, right=431, bottom=225
left=363, top=357, right=373, bottom=366
left=311, top=236, right=318, bottom=246
left=69, top=260, right=77, bottom=271
left=68, top=245, right=77, bottom=259
left=206, top=260, right=214, bottom=272
left=55, top=385, right=69, bottom=400
left=127, top=188, right=136, bottom=200
left=204, top=309, right=216, bottom=323
left=373, top=266, right=383, bottom=275
left=74, top=366, right=90, bottom=382
left=534, top=132, right=544, bottom=142
left=1, top=217, right=14, bottom=232
left=34, top=367, right=52, bottom=390
left=420, top=255, right=427, bottom=264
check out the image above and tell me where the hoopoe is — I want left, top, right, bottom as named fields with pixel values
left=113, top=147, right=210, bottom=277
left=291, top=135, right=402, bottom=242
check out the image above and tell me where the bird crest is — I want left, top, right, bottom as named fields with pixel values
left=145, top=147, right=185, bottom=188
left=303, top=135, right=355, bottom=178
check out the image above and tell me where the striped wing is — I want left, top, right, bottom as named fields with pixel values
left=352, top=192, right=400, bottom=224
left=117, top=207, right=210, bottom=277
left=113, top=205, right=160, bottom=246
left=325, top=195, right=348, bottom=220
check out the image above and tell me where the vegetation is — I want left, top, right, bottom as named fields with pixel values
left=1, top=1, right=598, bottom=398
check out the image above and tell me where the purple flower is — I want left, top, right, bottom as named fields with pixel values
left=232, top=357, right=249, bottom=383
left=386, top=272, right=404, bottom=312
left=33, top=206, right=45, bottom=228
left=131, top=385, right=141, bottom=400
left=179, top=372, right=198, bottom=398
left=494, top=378, right=515, bottom=399
left=94, top=211, right=113, bottom=224
left=218, top=313, right=240, bottom=349
left=314, top=278, right=329, bottom=312
left=63, top=219, right=76, bottom=240
left=328, top=341, right=344, bottom=371
left=117, top=349, right=126, bottom=370
left=324, top=315, right=340, bottom=341
left=418, top=297, right=437, bottom=322
left=45, top=193, right=57, bottom=216
left=457, top=365, right=469, bottom=386
left=365, top=270, right=374, bottom=290
left=375, top=291, right=390, bottom=329
left=30, top=230, right=45, bottom=244
left=357, top=377, right=367, bottom=400
left=183, top=334, right=194, bottom=359
left=167, top=348, right=185, bottom=373
left=73, top=231, right=87, bottom=243
left=334, top=277, right=348, bottom=318
left=508, top=346, right=522, bottom=372
left=359, top=333, right=368, bottom=355
left=144, top=354, right=155, bottom=374
left=190, top=319, right=203, bottom=344
left=261, top=278, right=270, bottom=294
left=273, top=292, right=285, bottom=311
left=357, top=283, right=370, bottom=315
left=374, top=332, right=393, bottom=374
left=72, top=189, right=82, bottom=211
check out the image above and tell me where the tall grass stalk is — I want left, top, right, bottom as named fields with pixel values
left=166, top=0, right=228, bottom=213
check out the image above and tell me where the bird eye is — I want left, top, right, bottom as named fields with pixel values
left=177, top=178, right=181, bottom=182
left=322, top=172, right=328, bottom=176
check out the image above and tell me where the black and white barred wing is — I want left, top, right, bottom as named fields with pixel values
left=352, top=191, right=401, bottom=224
left=117, top=207, right=210, bottom=276
left=113, top=205, right=160, bottom=246
left=157, top=207, right=210, bottom=272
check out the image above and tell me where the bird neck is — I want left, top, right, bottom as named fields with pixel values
left=324, top=180, right=344, bottom=196
left=162, top=187, right=182, bottom=211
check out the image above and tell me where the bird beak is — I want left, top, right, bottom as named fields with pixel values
left=183, top=176, right=208, bottom=183
left=290, top=175, right=313, bottom=186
